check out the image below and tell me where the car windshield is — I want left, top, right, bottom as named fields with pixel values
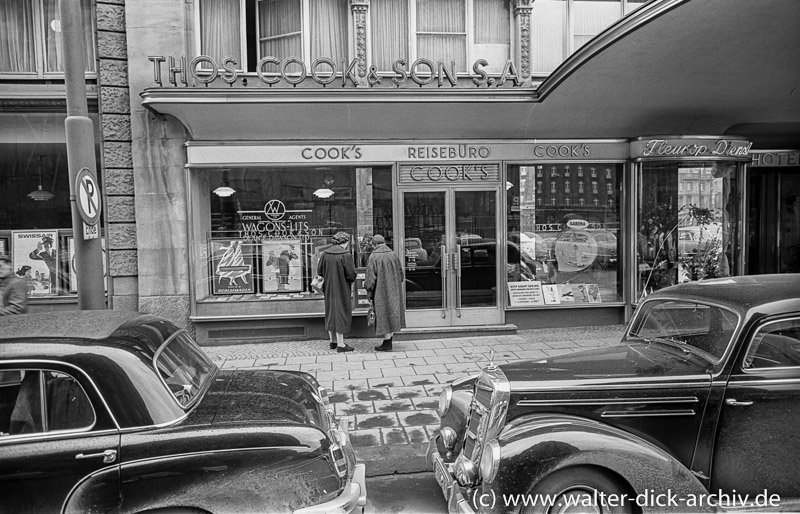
left=155, top=333, right=216, bottom=408
left=627, top=299, right=739, bottom=363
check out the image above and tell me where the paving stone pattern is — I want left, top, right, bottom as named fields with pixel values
left=203, top=325, right=626, bottom=454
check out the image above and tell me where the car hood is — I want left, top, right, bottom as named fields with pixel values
left=500, top=342, right=713, bottom=388
left=187, top=369, right=328, bottom=428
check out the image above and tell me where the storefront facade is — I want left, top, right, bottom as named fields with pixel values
left=120, top=0, right=800, bottom=344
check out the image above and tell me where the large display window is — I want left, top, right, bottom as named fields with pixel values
left=636, top=160, right=739, bottom=299
left=0, top=141, right=104, bottom=298
left=194, top=165, right=394, bottom=309
left=506, top=163, right=623, bottom=308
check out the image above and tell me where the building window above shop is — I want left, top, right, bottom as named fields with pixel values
left=0, top=0, right=96, bottom=77
left=507, top=163, right=623, bottom=309
left=198, top=0, right=349, bottom=72
left=529, top=0, right=647, bottom=75
left=197, top=0, right=511, bottom=75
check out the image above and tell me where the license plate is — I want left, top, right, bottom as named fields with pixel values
left=434, top=458, right=452, bottom=499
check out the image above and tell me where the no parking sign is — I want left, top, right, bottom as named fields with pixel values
left=75, top=167, right=102, bottom=225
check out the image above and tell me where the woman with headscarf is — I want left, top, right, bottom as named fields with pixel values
left=317, top=231, right=357, bottom=352
left=364, top=234, right=406, bottom=351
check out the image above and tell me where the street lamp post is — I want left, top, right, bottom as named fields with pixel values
left=60, top=0, right=105, bottom=309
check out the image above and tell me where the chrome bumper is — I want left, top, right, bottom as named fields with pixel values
left=295, top=419, right=367, bottom=514
left=426, top=437, right=476, bottom=514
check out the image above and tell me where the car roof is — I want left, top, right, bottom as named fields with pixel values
left=0, top=310, right=170, bottom=342
left=648, top=274, right=800, bottom=316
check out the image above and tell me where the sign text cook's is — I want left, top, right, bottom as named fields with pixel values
left=148, top=55, right=527, bottom=89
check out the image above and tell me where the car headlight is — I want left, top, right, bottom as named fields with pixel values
left=440, top=426, right=457, bottom=450
left=479, top=439, right=501, bottom=484
left=438, top=386, right=453, bottom=417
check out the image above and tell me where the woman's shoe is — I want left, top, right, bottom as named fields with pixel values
left=337, top=344, right=355, bottom=353
left=375, top=339, right=392, bottom=352
left=330, top=342, right=337, bottom=350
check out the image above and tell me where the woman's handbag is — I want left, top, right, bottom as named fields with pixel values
left=311, top=275, right=324, bottom=293
left=367, top=303, right=376, bottom=326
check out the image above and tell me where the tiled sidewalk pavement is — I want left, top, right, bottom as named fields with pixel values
left=203, top=325, right=626, bottom=473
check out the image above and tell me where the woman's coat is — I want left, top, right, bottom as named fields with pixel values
left=317, top=244, right=357, bottom=333
left=364, top=244, right=406, bottom=335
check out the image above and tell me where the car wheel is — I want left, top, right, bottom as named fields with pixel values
left=521, top=467, right=635, bottom=514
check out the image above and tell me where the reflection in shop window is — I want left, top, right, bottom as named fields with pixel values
left=202, top=166, right=393, bottom=301
left=506, top=164, right=623, bottom=308
left=0, top=141, right=105, bottom=297
left=637, top=161, right=738, bottom=299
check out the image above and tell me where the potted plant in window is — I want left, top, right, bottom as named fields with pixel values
left=678, top=205, right=723, bottom=281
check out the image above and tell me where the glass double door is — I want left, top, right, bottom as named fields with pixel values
left=401, top=187, right=503, bottom=327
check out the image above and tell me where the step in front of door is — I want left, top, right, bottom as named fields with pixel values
left=395, top=324, right=518, bottom=341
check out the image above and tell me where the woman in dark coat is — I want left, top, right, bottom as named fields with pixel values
left=364, top=234, right=406, bottom=352
left=317, top=231, right=357, bottom=352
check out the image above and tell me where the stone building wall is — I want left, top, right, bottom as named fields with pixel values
left=96, top=0, right=139, bottom=313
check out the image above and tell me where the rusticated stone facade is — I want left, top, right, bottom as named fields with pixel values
left=96, top=0, right=138, bottom=312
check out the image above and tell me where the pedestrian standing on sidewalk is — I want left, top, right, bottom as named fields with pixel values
left=364, top=234, right=406, bottom=352
left=0, top=254, right=29, bottom=316
left=317, top=231, right=357, bottom=353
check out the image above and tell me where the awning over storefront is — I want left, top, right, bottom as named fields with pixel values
left=141, top=0, right=800, bottom=147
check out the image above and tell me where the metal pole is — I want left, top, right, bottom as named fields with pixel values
left=60, top=0, right=105, bottom=309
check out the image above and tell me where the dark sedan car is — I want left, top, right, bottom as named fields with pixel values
left=0, top=311, right=366, bottom=514
left=428, top=274, right=800, bottom=513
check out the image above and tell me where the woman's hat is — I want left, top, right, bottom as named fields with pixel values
left=372, top=234, right=385, bottom=245
left=332, top=231, right=350, bottom=245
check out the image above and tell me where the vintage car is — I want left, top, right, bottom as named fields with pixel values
left=428, top=274, right=800, bottom=513
left=0, top=311, right=366, bottom=514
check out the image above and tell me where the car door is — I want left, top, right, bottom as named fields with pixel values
left=711, top=316, right=800, bottom=498
left=0, top=367, right=121, bottom=513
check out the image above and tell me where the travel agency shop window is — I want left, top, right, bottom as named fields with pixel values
left=188, top=162, right=393, bottom=319
left=631, top=136, right=751, bottom=301
left=505, top=141, right=627, bottom=311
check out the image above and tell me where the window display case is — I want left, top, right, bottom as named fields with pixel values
left=188, top=165, right=393, bottom=319
left=506, top=163, right=623, bottom=308
left=631, top=136, right=750, bottom=302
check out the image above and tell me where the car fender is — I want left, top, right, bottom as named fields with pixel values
left=65, top=446, right=339, bottom=514
left=489, top=413, right=713, bottom=511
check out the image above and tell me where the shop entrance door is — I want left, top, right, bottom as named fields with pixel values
left=747, top=169, right=800, bottom=274
left=401, top=187, right=503, bottom=328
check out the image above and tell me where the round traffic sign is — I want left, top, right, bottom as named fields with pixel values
left=75, top=167, right=102, bottom=225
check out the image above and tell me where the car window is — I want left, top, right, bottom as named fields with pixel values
left=155, top=332, right=216, bottom=408
left=1, top=369, right=95, bottom=437
left=743, top=318, right=800, bottom=370
left=628, top=299, right=739, bottom=362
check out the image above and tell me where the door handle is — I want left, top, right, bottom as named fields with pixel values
left=76, top=449, right=117, bottom=464
left=725, top=398, right=753, bottom=407
left=440, top=244, right=447, bottom=319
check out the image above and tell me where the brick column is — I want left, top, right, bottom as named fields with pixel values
left=96, top=0, right=138, bottom=312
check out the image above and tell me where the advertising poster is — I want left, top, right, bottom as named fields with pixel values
left=507, top=281, right=545, bottom=307
left=262, top=239, right=302, bottom=293
left=12, top=230, right=58, bottom=296
left=0, top=237, right=7, bottom=256
left=542, top=284, right=562, bottom=305
left=310, top=236, right=334, bottom=279
left=68, top=238, right=108, bottom=292
left=210, top=239, right=254, bottom=295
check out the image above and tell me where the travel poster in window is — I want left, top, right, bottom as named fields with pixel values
left=262, top=239, right=302, bottom=293
left=12, top=230, right=59, bottom=296
left=210, top=239, right=255, bottom=295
